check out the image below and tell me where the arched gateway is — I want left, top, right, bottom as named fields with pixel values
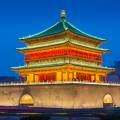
left=103, top=94, right=113, bottom=107
left=19, top=94, right=34, bottom=106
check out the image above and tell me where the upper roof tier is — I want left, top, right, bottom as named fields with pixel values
left=19, top=10, right=106, bottom=42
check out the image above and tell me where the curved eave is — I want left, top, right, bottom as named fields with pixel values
left=11, top=63, right=114, bottom=71
left=66, top=21, right=106, bottom=42
left=16, top=39, right=67, bottom=52
left=19, top=29, right=106, bottom=43
left=19, top=21, right=65, bottom=41
left=19, top=31, right=66, bottom=43
left=19, top=31, right=64, bottom=42
left=16, top=41, right=109, bottom=53
left=70, top=40, right=109, bottom=53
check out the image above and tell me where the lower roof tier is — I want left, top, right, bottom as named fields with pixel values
left=12, top=63, right=114, bottom=72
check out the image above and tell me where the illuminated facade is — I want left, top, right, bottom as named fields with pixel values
left=12, top=10, right=113, bottom=83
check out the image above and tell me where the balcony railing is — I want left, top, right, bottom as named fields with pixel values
left=0, top=80, right=119, bottom=87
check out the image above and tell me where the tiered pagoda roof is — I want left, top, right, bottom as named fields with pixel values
left=12, top=10, right=113, bottom=71
left=20, top=11, right=106, bottom=42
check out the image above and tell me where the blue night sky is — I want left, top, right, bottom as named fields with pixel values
left=0, top=0, right=120, bottom=76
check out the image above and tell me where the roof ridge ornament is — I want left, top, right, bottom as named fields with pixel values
left=60, top=10, right=66, bottom=22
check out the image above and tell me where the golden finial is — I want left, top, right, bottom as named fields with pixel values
left=61, top=10, right=66, bottom=18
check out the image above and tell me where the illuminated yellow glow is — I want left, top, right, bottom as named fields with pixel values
left=62, top=72, right=67, bottom=81
left=20, top=94, right=34, bottom=105
left=103, top=94, right=113, bottom=104
left=34, top=75, right=39, bottom=82
left=69, top=72, right=73, bottom=80
left=56, top=72, right=62, bottom=81
left=27, top=74, right=34, bottom=83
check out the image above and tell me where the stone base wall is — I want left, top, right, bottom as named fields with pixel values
left=0, top=84, right=120, bottom=108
